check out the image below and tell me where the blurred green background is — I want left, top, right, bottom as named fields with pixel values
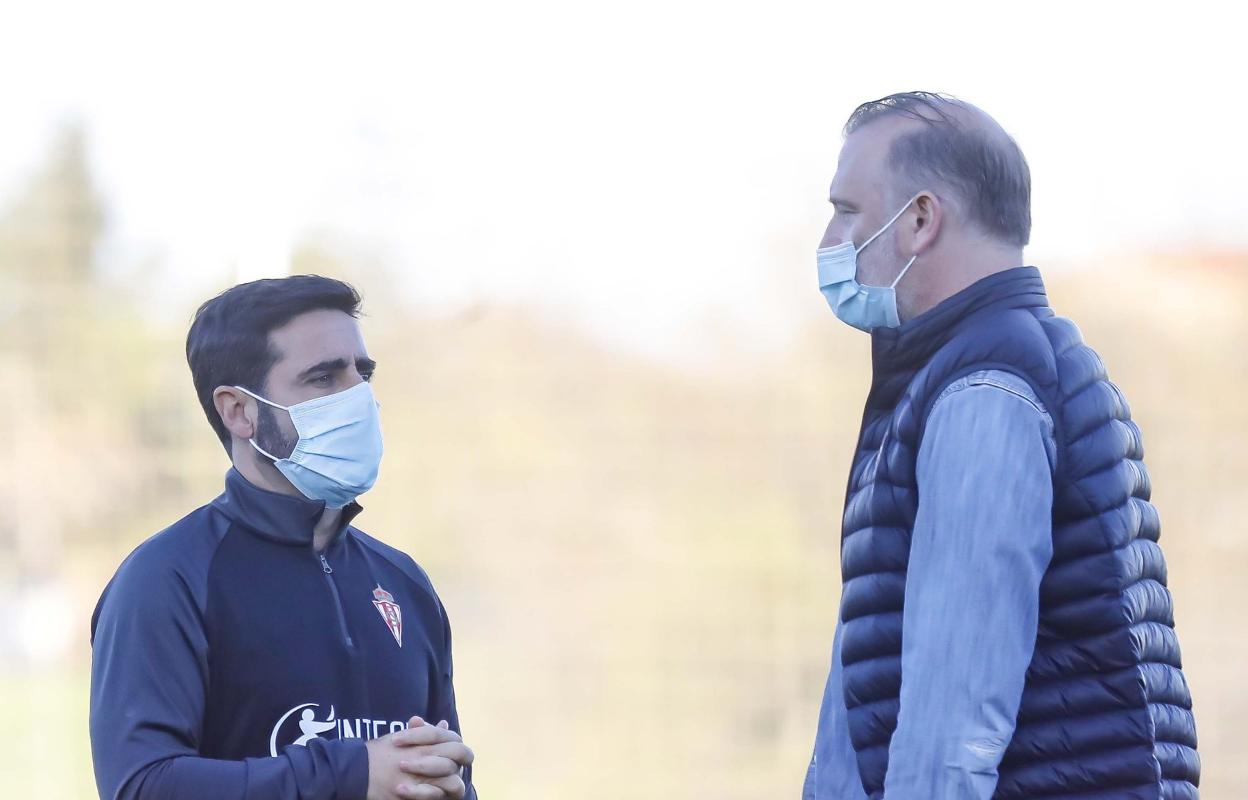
left=0, top=126, right=1243, bottom=798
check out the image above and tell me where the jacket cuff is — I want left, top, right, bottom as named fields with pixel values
left=329, top=737, right=370, bottom=799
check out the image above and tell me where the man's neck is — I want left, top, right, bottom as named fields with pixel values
left=232, top=445, right=343, bottom=551
left=903, top=245, right=1025, bottom=323
left=313, top=507, right=343, bottom=552
left=233, top=446, right=302, bottom=499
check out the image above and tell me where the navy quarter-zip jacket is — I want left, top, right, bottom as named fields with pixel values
left=90, top=469, right=476, bottom=800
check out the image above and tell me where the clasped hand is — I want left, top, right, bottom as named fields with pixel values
left=366, top=716, right=474, bottom=800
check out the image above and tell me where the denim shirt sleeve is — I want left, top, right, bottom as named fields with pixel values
left=804, top=622, right=871, bottom=800
left=881, top=370, right=1056, bottom=800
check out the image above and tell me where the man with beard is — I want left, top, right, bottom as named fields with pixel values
left=91, top=276, right=476, bottom=800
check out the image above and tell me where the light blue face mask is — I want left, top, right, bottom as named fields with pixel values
left=817, top=195, right=920, bottom=331
left=235, top=381, right=384, bottom=509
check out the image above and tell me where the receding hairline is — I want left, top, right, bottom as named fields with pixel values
left=838, top=91, right=1033, bottom=247
left=845, top=95, right=1014, bottom=150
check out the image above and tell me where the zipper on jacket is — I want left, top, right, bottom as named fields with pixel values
left=318, top=552, right=355, bottom=649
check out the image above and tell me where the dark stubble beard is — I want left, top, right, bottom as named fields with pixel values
left=255, top=403, right=299, bottom=461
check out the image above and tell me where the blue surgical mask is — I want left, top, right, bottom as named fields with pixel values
left=817, top=195, right=920, bottom=331
left=235, top=381, right=384, bottom=509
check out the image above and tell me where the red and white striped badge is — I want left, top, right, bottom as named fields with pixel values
left=371, top=585, right=403, bottom=647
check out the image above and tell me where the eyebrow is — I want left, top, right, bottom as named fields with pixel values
left=297, top=357, right=378, bottom=381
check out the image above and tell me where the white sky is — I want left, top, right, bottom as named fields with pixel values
left=0, top=0, right=1243, bottom=360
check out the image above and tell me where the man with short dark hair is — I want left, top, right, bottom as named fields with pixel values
left=803, top=93, right=1199, bottom=799
left=90, top=275, right=476, bottom=800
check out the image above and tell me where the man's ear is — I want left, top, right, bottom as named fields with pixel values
left=214, top=386, right=257, bottom=442
left=910, top=191, right=943, bottom=254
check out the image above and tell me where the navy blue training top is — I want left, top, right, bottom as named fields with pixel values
left=89, top=468, right=475, bottom=800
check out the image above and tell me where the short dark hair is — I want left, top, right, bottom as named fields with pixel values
left=844, top=91, right=1031, bottom=247
left=186, top=275, right=363, bottom=452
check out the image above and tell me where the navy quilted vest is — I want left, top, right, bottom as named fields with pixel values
left=839, top=267, right=1199, bottom=799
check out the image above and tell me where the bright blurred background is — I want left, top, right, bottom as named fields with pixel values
left=1, top=1, right=1244, bottom=797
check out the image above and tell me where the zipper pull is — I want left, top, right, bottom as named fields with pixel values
left=319, top=554, right=333, bottom=574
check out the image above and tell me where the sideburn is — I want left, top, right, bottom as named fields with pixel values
left=255, top=403, right=299, bottom=460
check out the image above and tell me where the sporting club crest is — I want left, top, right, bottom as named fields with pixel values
left=371, top=585, right=403, bottom=647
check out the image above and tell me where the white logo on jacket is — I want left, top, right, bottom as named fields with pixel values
left=269, top=702, right=408, bottom=756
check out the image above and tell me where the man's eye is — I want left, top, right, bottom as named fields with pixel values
left=311, top=374, right=332, bottom=386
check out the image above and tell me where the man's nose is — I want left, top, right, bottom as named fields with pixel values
left=820, top=219, right=845, bottom=250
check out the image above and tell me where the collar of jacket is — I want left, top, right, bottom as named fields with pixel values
left=869, top=266, right=1050, bottom=377
left=210, top=467, right=364, bottom=546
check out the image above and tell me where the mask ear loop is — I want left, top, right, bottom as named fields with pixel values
left=233, top=385, right=290, bottom=462
left=249, top=439, right=284, bottom=462
left=890, top=254, right=919, bottom=289
left=856, top=194, right=922, bottom=254
left=233, top=385, right=289, bottom=411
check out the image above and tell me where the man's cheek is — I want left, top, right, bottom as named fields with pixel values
left=854, top=250, right=881, bottom=285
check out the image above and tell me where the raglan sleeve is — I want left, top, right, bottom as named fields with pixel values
left=429, top=592, right=476, bottom=800
left=89, top=534, right=370, bottom=800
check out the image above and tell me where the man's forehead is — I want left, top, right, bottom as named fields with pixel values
left=269, top=309, right=368, bottom=362
left=830, top=134, right=888, bottom=200
left=830, top=116, right=920, bottom=199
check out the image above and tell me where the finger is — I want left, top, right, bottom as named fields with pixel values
left=427, top=773, right=466, bottom=799
left=437, top=720, right=449, bottom=729
left=395, top=783, right=447, bottom=800
left=391, top=725, right=463, bottom=747
left=419, top=742, right=474, bottom=767
left=399, top=755, right=459, bottom=779
left=408, top=716, right=427, bottom=728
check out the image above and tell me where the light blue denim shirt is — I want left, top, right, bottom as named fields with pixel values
left=804, top=370, right=1056, bottom=800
